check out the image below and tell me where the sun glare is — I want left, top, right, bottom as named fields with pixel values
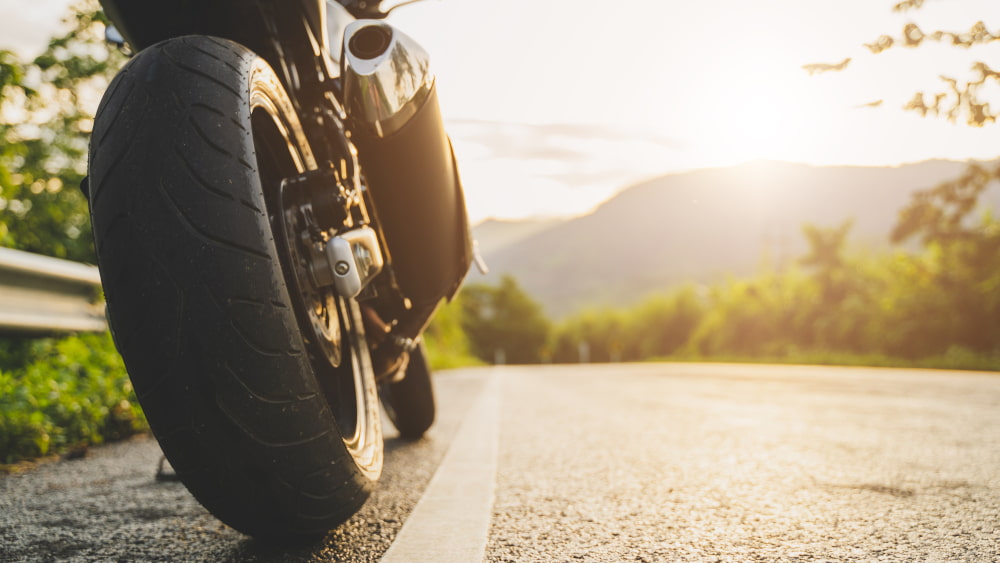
left=655, top=47, right=839, bottom=166
left=393, top=0, right=1000, bottom=220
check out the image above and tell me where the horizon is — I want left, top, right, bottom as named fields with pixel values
left=470, top=155, right=998, bottom=225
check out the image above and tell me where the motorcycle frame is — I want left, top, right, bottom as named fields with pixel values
left=98, top=0, right=473, bottom=341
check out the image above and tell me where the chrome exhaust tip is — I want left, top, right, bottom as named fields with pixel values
left=341, top=20, right=433, bottom=138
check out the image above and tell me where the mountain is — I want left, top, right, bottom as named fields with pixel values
left=472, top=159, right=1000, bottom=317
left=471, top=217, right=564, bottom=255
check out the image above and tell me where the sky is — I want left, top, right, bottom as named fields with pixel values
left=2, top=0, right=999, bottom=222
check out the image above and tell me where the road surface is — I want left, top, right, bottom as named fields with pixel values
left=2, top=363, right=999, bottom=561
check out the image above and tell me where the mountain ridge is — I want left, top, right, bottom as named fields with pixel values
left=472, top=159, right=999, bottom=317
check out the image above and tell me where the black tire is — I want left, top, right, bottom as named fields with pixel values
left=88, top=36, right=382, bottom=538
left=380, top=343, right=436, bottom=440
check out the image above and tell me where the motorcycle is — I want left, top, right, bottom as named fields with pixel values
left=85, top=0, right=474, bottom=538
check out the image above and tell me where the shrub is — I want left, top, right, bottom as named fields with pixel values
left=0, top=332, right=145, bottom=464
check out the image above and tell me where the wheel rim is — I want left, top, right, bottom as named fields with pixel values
left=248, top=62, right=382, bottom=479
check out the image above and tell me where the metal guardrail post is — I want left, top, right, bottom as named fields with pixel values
left=0, top=247, right=106, bottom=334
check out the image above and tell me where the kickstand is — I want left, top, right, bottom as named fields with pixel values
left=154, top=456, right=179, bottom=482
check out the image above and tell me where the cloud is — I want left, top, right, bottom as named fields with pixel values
left=446, top=119, right=693, bottom=221
left=447, top=119, right=682, bottom=163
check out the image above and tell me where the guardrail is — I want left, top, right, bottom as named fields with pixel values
left=0, top=247, right=107, bottom=334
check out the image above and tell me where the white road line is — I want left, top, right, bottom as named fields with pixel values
left=381, top=370, right=501, bottom=563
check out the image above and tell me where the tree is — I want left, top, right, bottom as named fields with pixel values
left=871, top=4, right=998, bottom=127
left=551, top=286, right=706, bottom=363
left=800, top=219, right=855, bottom=305
left=891, top=161, right=1000, bottom=245
left=890, top=163, right=1000, bottom=354
left=460, top=276, right=551, bottom=364
left=421, top=294, right=481, bottom=369
left=808, top=1, right=999, bottom=127
left=807, top=2, right=1000, bottom=356
left=0, top=1, right=126, bottom=262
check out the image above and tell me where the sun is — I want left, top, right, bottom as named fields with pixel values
left=656, top=46, right=843, bottom=166
left=697, top=57, right=813, bottom=164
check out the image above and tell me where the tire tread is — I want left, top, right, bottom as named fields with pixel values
left=88, top=35, right=372, bottom=537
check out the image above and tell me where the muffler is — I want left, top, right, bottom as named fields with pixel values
left=341, top=21, right=471, bottom=310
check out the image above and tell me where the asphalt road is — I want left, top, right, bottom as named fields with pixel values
left=2, top=363, right=999, bottom=562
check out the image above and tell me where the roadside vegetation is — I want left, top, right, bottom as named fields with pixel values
left=451, top=191, right=1000, bottom=370
left=448, top=160, right=1000, bottom=369
left=552, top=168, right=999, bottom=368
left=0, top=2, right=134, bottom=466
left=421, top=296, right=483, bottom=369
left=0, top=333, right=146, bottom=466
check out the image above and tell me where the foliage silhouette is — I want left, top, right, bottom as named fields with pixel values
left=809, top=1, right=999, bottom=127
left=460, top=275, right=550, bottom=364
left=0, top=0, right=125, bottom=261
left=461, top=213, right=998, bottom=369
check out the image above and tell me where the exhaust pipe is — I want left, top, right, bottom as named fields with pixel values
left=341, top=21, right=472, bottom=313
left=341, top=21, right=433, bottom=138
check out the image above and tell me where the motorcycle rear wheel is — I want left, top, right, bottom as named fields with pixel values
left=380, top=342, right=436, bottom=440
left=88, top=36, right=382, bottom=538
